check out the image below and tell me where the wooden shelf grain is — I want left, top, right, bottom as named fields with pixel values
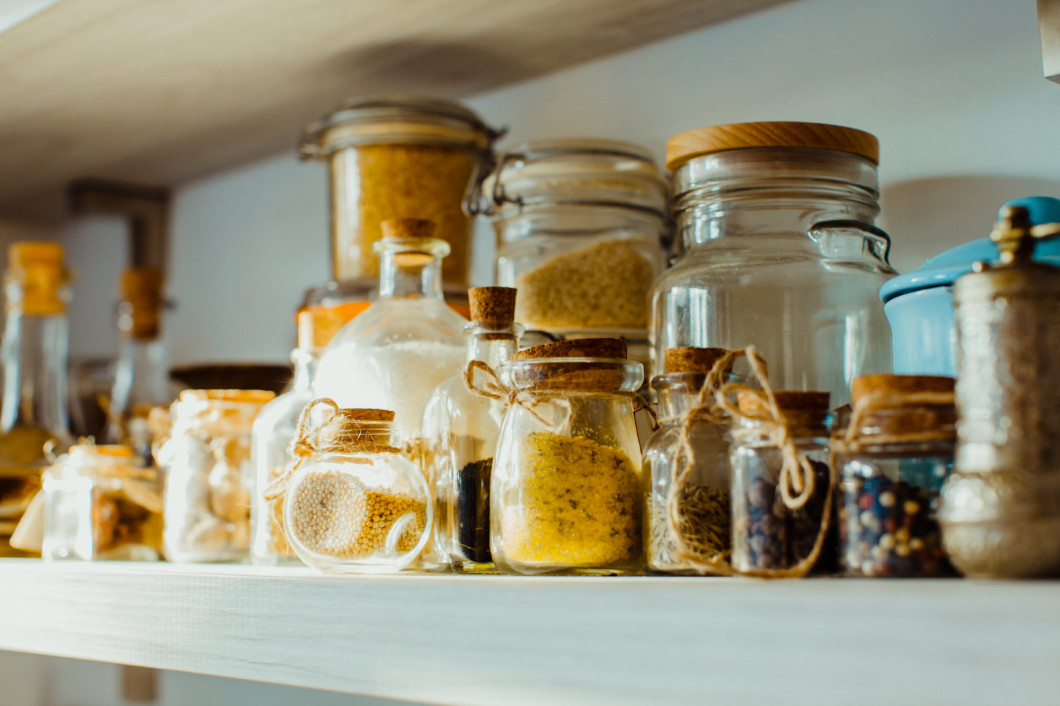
left=0, top=560, right=1057, bottom=704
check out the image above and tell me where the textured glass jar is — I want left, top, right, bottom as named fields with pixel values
left=483, top=139, right=668, bottom=366
left=300, top=95, right=498, bottom=286
left=644, top=347, right=732, bottom=574
left=835, top=374, right=956, bottom=577
left=158, top=389, right=274, bottom=562
left=283, top=402, right=431, bottom=574
left=314, top=219, right=468, bottom=445
left=730, top=391, right=833, bottom=573
left=421, top=287, right=520, bottom=572
left=490, top=339, right=645, bottom=575
left=655, top=122, right=895, bottom=406
left=42, top=444, right=162, bottom=561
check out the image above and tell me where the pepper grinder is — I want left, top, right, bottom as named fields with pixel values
left=939, top=205, right=1060, bottom=578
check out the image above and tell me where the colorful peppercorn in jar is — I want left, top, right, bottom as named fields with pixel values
left=275, top=399, right=431, bottom=574
left=725, top=354, right=835, bottom=576
left=488, top=338, right=647, bottom=575
left=644, top=347, right=735, bottom=574
left=833, top=374, right=957, bottom=577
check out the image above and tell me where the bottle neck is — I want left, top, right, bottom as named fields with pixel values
left=1, top=306, right=70, bottom=435
left=465, top=330, right=519, bottom=368
left=110, top=334, right=171, bottom=418
left=377, top=252, right=444, bottom=300
left=656, top=388, right=701, bottom=419
left=291, top=348, right=318, bottom=391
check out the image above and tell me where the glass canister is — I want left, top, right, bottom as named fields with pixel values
left=42, top=443, right=162, bottom=561
left=939, top=206, right=1060, bottom=578
left=834, top=374, right=957, bottom=577
left=421, top=287, right=521, bottom=572
left=655, top=122, right=896, bottom=406
left=158, top=389, right=274, bottom=562
left=482, top=139, right=668, bottom=366
left=728, top=385, right=834, bottom=575
left=644, top=347, right=734, bottom=574
left=490, top=338, right=646, bottom=575
left=279, top=400, right=431, bottom=574
left=314, top=218, right=468, bottom=445
left=299, top=95, right=499, bottom=286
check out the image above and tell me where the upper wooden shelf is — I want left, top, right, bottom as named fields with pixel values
left=0, top=0, right=791, bottom=220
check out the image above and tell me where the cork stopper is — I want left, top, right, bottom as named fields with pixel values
left=179, top=389, right=276, bottom=406
left=313, top=405, right=397, bottom=454
left=121, top=267, right=164, bottom=341
left=512, top=337, right=627, bottom=361
left=850, top=374, right=956, bottom=439
left=6, top=241, right=69, bottom=316
left=737, top=390, right=830, bottom=434
left=469, top=286, right=517, bottom=325
left=343, top=408, right=396, bottom=422
left=381, top=218, right=436, bottom=240
left=297, top=309, right=346, bottom=352
left=666, top=121, right=879, bottom=172
left=9, top=242, right=64, bottom=270
left=851, top=374, right=955, bottom=408
left=664, top=346, right=729, bottom=374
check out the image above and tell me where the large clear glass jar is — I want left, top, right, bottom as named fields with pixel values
left=42, top=444, right=162, bottom=561
left=314, top=219, right=468, bottom=445
left=420, top=287, right=521, bottom=572
left=730, top=391, right=834, bottom=574
left=490, top=339, right=646, bottom=575
left=299, top=95, right=499, bottom=286
left=835, top=374, right=956, bottom=578
left=158, top=389, right=274, bottom=562
left=655, top=122, right=896, bottom=406
left=644, top=347, right=732, bottom=574
left=482, top=139, right=668, bottom=368
left=283, top=401, right=431, bottom=574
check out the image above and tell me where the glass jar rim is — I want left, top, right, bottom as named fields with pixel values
left=499, top=356, right=644, bottom=392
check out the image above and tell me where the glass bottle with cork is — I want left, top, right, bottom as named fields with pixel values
left=249, top=308, right=344, bottom=566
left=105, top=267, right=174, bottom=463
left=2, top=242, right=74, bottom=556
left=421, top=286, right=522, bottom=572
left=314, top=218, right=468, bottom=445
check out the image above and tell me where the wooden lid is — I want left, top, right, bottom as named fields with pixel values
left=737, top=390, right=830, bottom=416
left=512, top=337, right=627, bottom=361
left=666, top=122, right=879, bottom=171
left=8, top=241, right=64, bottom=270
left=851, top=374, right=955, bottom=406
left=664, top=346, right=728, bottom=374
left=381, top=218, right=435, bottom=240
left=469, top=286, right=517, bottom=325
left=121, top=267, right=163, bottom=300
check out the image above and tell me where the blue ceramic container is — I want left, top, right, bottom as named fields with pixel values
left=881, top=196, right=1060, bottom=375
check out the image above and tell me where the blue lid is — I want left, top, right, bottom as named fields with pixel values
left=880, top=196, right=1060, bottom=302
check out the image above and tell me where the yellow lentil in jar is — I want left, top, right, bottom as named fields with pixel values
left=502, top=432, right=642, bottom=567
left=335, top=143, right=477, bottom=284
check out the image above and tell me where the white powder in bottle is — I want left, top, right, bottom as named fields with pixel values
left=314, top=340, right=466, bottom=443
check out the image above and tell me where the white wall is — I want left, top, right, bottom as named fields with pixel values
left=8, top=0, right=1060, bottom=702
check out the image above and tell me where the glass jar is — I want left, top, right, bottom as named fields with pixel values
left=730, top=390, right=834, bottom=574
left=644, top=347, right=732, bottom=574
left=655, top=122, right=896, bottom=406
left=158, top=389, right=274, bottom=562
left=482, top=139, right=668, bottom=368
left=42, top=443, right=162, bottom=561
left=490, top=338, right=646, bottom=575
left=421, top=287, right=521, bottom=572
left=283, top=401, right=431, bottom=574
left=314, top=219, right=468, bottom=445
left=835, top=374, right=956, bottom=577
left=299, top=95, right=499, bottom=286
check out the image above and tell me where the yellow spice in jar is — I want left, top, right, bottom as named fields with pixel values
left=289, top=469, right=426, bottom=559
left=503, top=432, right=641, bottom=567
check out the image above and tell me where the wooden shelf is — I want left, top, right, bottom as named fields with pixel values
left=0, top=559, right=1057, bottom=704
left=0, top=0, right=791, bottom=220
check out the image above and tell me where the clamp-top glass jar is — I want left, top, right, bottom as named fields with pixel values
left=481, top=139, right=668, bottom=361
left=300, top=95, right=499, bottom=287
left=655, top=122, right=896, bottom=406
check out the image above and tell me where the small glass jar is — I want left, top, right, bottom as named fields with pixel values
left=835, top=375, right=956, bottom=578
left=644, top=347, right=732, bottom=574
left=655, top=122, right=896, bottom=406
left=299, top=95, right=499, bottom=286
left=283, top=401, right=431, bottom=574
left=158, top=389, right=274, bottom=562
left=482, top=139, right=668, bottom=368
left=42, top=444, right=162, bottom=561
left=730, top=391, right=834, bottom=573
left=420, top=287, right=521, bottom=572
left=490, top=338, right=646, bottom=575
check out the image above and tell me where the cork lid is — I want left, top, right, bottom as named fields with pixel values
left=851, top=374, right=955, bottom=408
left=469, top=286, right=517, bottom=325
left=375, top=219, right=450, bottom=265
left=179, top=389, right=276, bottom=406
left=121, top=267, right=163, bottom=301
left=381, top=218, right=435, bottom=240
left=512, top=337, right=627, bottom=361
left=6, top=241, right=70, bottom=316
left=120, top=267, right=165, bottom=341
left=664, top=346, right=729, bottom=374
left=737, top=390, right=831, bottom=430
left=666, top=122, right=879, bottom=172
left=307, top=403, right=398, bottom=454
left=9, top=242, right=64, bottom=270
left=343, top=408, right=396, bottom=422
